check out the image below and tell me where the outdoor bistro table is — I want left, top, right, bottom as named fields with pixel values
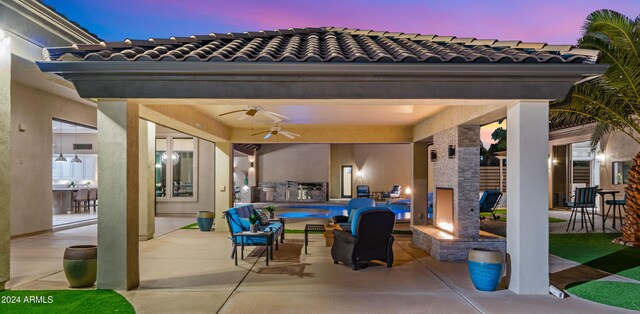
left=597, top=190, right=619, bottom=231
left=233, top=231, right=273, bottom=266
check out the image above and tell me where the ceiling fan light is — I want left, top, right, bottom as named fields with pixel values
left=246, top=108, right=258, bottom=116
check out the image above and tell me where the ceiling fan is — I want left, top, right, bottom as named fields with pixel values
left=218, top=106, right=289, bottom=123
left=251, top=125, right=301, bottom=139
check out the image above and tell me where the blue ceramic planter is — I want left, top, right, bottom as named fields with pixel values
left=197, top=211, right=214, bottom=231
left=467, top=260, right=503, bottom=291
left=467, top=248, right=504, bottom=291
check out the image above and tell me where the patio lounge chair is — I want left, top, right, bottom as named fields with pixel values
left=331, top=207, right=395, bottom=270
left=479, top=190, right=502, bottom=220
left=356, top=185, right=370, bottom=198
left=381, top=185, right=402, bottom=199
left=565, top=186, right=598, bottom=232
left=332, top=198, right=376, bottom=226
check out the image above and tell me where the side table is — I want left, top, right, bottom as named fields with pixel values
left=233, top=231, right=273, bottom=266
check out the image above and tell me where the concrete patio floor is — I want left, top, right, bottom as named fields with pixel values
left=7, top=217, right=633, bottom=313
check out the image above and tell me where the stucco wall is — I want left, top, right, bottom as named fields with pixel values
left=52, top=132, right=97, bottom=154
left=155, top=138, right=216, bottom=215
left=329, top=144, right=412, bottom=199
left=600, top=131, right=640, bottom=193
left=10, top=81, right=96, bottom=236
left=258, top=144, right=330, bottom=183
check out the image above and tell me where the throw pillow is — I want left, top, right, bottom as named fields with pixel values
left=256, top=209, right=270, bottom=225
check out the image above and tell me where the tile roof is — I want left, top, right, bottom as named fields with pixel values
left=42, top=27, right=599, bottom=64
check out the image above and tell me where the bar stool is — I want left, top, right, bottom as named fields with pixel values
left=604, top=196, right=626, bottom=229
left=87, top=188, right=98, bottom=212
left=73, top=189, right=89, bottom=213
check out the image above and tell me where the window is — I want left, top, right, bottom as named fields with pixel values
left=155, top=136, right=197, bottom=201
left=612, top=161, right=633, bottom=185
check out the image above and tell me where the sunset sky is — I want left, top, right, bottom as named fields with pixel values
left=41, top=0, right=639, bottom=147
left=43, top=0, right=639, bottom=43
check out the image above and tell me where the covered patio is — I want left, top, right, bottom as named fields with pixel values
left=10, top=27, right=607, bottom=295
left=7, top=218, right=630, bottom=313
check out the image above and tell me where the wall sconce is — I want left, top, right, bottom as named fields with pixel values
left=405, top=187, right=412, bottom=195
left=596, top=150, right=605, bottom=164
left=250, top=162, right=254, bottom=168
left=357, top=170, right=363, bottom=178
left=430, top=150, right=437, bottom=162
left=448, top=145, right=456, bottom=159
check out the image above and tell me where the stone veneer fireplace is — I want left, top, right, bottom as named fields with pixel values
left=411, top=125, right=505, bottom=261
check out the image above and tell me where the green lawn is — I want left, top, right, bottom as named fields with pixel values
left=566, top=281, right=640, bottom=311
left=550, top=233, right=640, bottom=281
left=0, top=290, right=134, bottom=313
left=550, top=233, right=640, bottom=311
left=480, top=209, right=566, bottom=223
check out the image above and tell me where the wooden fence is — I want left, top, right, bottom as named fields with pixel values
left=480, top=166, right=506, bottom=192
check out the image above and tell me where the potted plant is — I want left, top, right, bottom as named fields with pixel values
left=264, top=205, right=277, bottom=219
left=248, top=214, right=260, bottom=233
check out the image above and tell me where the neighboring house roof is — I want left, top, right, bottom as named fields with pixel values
left=43, top=27, right=598, bottom=64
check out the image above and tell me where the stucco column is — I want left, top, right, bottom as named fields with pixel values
left=214, top=142, right=233, bottom=232
left=0, top=34, right=11, bottom=290
left=139, top=120, right=155, bottom=241
left=411, top=142, right=429, bottom=226
left=506, top=101, right=549, bottom=294
left=97, top=100, right=140, bottom=290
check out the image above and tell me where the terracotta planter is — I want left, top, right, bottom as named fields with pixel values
left=250, top=223, right=258, bottom=233
left=467, top=248, right=504, bottom=291
left=63, top=245, right=97, bottom=288
left=197, top=211, right=214, bottom=231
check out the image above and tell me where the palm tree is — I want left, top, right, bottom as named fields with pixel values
left=550, top=9, right=640, bottom=245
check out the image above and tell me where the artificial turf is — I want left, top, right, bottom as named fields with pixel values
left=180, top=222, right=199, bottom=230
left=549, top=233, right=640, bottom=281
left=479, top=209, right=567, bottom=223
left=0, top=290, right=134, bottom=313
left=566, top=281, right=640, bottom=311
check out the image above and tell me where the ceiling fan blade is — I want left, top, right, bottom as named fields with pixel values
left=264, top=133, right=272, bottom=139
left=218, top=109, right=247, bottom=117
left=238, top=114, right=249, bottom=120
left=251, top=131, right=269, bottom=136
left=265, top=111, right=290, bottom=120
left=260, top=110, right=289, bottom=123
left=260, top=111, right=285, bottom=123
left=281, top=132, right=296, bottom=139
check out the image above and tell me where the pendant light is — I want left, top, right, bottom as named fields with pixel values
left=70, top=125, right=82, bottom=163
left=54, top=121, right=67, bottom=163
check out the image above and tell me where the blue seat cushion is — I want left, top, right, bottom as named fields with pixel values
left=235, top=235, right=268, bottom=245
left=261, top=222, right=282, bottom=233
left=605, top=199, right=626, bottom=205
left=239, top=218, right=252, bottom=230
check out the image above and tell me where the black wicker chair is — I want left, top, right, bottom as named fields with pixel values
left=331, top=207, right=395, bottom=270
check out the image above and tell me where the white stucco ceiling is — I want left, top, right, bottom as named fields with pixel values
left=135, top=99, right=516, bottom=128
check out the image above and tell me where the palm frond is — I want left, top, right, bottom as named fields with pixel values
left=583, top=9, right=640, bottom=60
